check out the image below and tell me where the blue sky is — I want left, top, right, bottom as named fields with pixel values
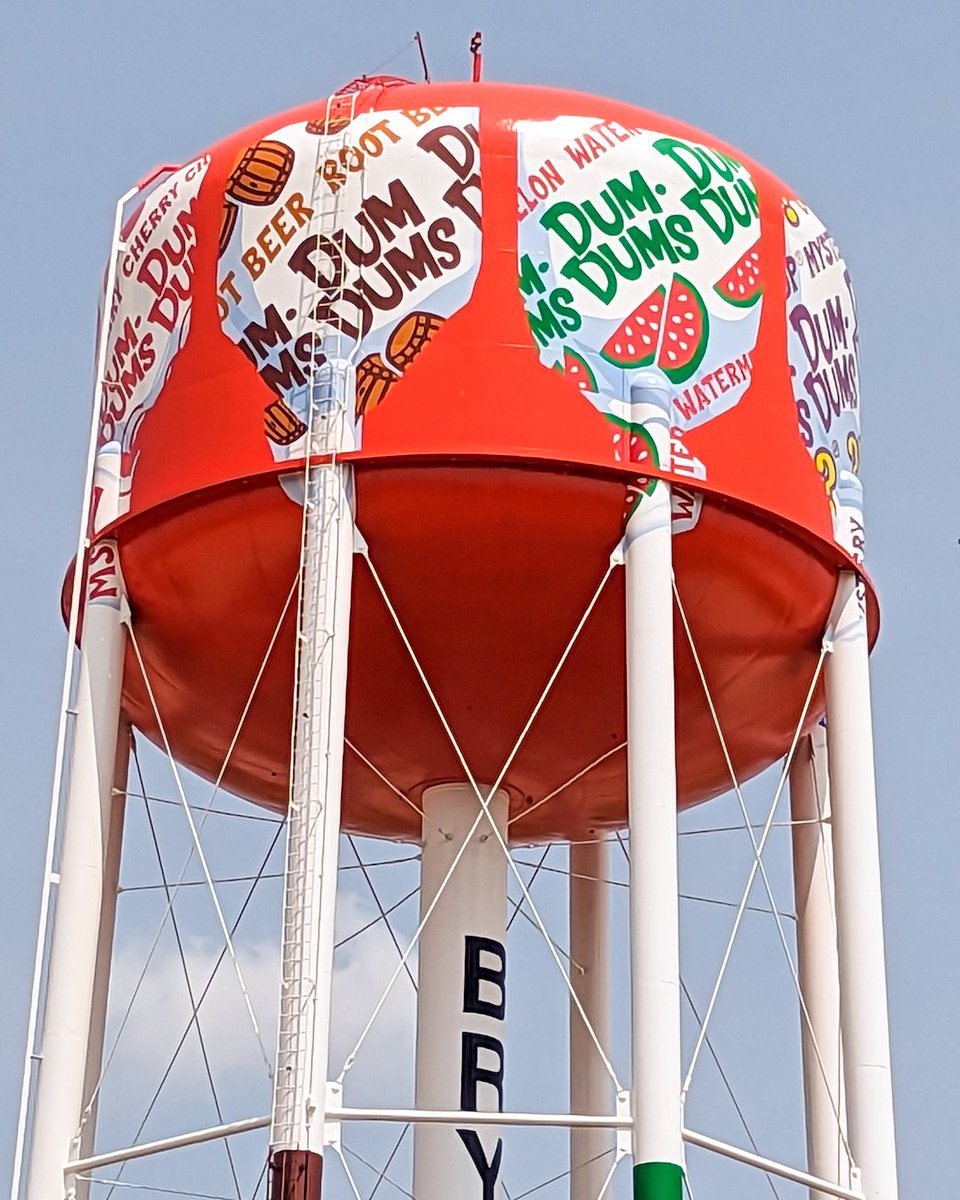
left=2, top=3, right=957, bottom=1196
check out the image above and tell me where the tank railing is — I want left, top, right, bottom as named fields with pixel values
left=65, top=1111, right=866, bottom=1200
left=134, top=163, right=180, bottom=191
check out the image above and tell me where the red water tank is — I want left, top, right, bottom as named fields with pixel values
left=78, top=76, right=872, bottom=841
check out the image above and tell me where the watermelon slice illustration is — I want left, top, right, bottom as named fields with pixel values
left=657, top=275, right=709, bottom=384
left=713, top=241, right=762, bottom=308
left=561, top=347, right=599, bottom=395
left=601, top=286, right=666, bottom=368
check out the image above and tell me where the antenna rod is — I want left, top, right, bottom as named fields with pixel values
left=414, top=32, right=431, bottom=83
left=471, top=31, right=483, bottom=82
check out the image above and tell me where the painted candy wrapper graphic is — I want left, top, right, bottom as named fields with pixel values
left=99, top=156, right=210, bottom=515
left=784, top=198, right=863, bottom=559
left=218, top=106, right=482, bottom=462
left=517, top=116, right=763, bottom=492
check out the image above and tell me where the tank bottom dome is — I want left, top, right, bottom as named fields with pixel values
left=114, top=461, right=850, bottom=842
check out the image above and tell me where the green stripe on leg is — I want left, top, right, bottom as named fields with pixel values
left=633, top=1161, right=684, bottom=1200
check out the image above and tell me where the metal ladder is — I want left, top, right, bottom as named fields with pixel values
left=271, top=86, right=361, bottom=1154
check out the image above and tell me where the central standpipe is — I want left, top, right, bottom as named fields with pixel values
left=624, top=377, right=684, bottom=1200
left=413, top=784, right=509, bottom=1200
left=269, top=462, right=355, bottom=1200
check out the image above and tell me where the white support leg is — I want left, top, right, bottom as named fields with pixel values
left=75, top=724, right=130, bottom=1200
left=413, top=784, right=509, bottom=1200
left=624, top=374, right=684, bottom=1200
left=825, top=573, right=898, bottom=1200
left=569, top=839, right=613, bottom=1200
left=789, top=725, right=849, bottom=1200
left=26, top=447, right=128, bottom=1200
left=270, top=462, right=354, bottom=1200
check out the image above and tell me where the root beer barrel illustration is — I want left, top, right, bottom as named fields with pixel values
left=386, top=310, right=445, bottom=370
left=355, top=353, right=397, bottom=417
left=226, top=137, right=295, bottom=205
left=74, top=76, right=873, bottom=838
left=263, top=397, right=308, bottom=445
left=218, top=199, right=238, bottom=256
left=354, top=313, right=445, bottom=417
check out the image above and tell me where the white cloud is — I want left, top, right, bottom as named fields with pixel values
left=330, top=890, right=417, bottom=1106
left=100, top=887, right=416, bottom=1131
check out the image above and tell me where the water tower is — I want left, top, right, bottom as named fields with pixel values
left=12, top=74, right=896, bottom=1200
